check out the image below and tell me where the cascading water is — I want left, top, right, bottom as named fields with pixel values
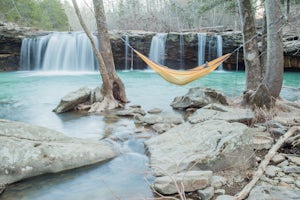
left=197, top=33, right=207, bottom=65
left=216, top=35, right=223, bottom=70
left=124, top=35, right=130, bottom=70
left=179, top=34, right=185, bottom=69
left=20, top=32, right=99, bottom=71
left=149, top=33, right=167, bottom=65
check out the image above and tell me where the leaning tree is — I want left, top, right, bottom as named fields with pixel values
left=72, top=0, right=128, bottom=112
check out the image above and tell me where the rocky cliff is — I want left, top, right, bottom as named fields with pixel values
left=1, top=22, right=300, bottom=71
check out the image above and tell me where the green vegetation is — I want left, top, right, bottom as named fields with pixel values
left=0, top=0, right=69, bottom=31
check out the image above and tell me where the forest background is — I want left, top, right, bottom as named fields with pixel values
left=1, top=0, right=299, bottom=33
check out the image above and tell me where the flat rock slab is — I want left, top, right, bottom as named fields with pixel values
left=247, top=186, right=300, bottom=200
left=153, top=170, right=212, bottom=195
left=188, top=104, right=254, bottom=124
left=145, top=120, right=255, bottom=176
left=0, top=119, right=117, bottom=185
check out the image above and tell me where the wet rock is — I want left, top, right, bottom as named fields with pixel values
left=147, top=108, right=162, bottom=114
left=143, top=114, right=183, bottom=125
left=145, top=120, right=255, bottom=175
left=116, top=107, right=146, bottom=116
left=133, top=114, right=144, bottom=124
left=153, top=170, right=212, bottom=195
left=247, top=186, right=300, bottom=200
left=152, top=123, right=173, bottom=134
left=188, top=104, right=254, bottom=124
left=89, top=86, right=103, bottom=104
left=197, top=187, right=214, bottom=200
left=170, top=87, right=228, bottom=109
left=0, top=119, right=117, bottom=185
left=53, top=87, right=91, bottom=113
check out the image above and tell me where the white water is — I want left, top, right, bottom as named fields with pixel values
left=197, top=33, right=207, bottom=65
left=216, top=35, right=223, bottom=70
left=148, top=33, right=167, bottom=65
left=179, top=34, right=185, bottom=69
left=20, top=32, right=99, bottom=71
left=124, top=35, right=130, bottom=70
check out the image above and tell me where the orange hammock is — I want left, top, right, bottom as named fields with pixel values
left=134, top=49, right=232, bottom=85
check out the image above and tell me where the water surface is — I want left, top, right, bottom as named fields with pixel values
left=0, top=71, right=299, bottom=200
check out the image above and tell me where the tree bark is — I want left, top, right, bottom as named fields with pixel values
left=72, top=0, right=126, bottom=112
left=263, top=0, right=284, bottom=98
left=93, top=0, right=128, bottom=103
left=237, top=0, right=262, bottom=90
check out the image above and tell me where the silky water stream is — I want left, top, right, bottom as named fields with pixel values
left=0, top=70, right=299, bottom=200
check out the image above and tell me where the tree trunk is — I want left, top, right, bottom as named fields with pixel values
left=263, top=0, right=284, bottom=98
left=93, top=0, right=128, bottom=103
left=237, top=0, right=262, bottom=90
left=71, top=0, right=126, bottom=112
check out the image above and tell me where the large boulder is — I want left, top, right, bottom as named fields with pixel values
left=53, top=87, right=91, bottom=113
left=0, top=119, right=117, bottom=185
left=145, top=120, right=255, bottom=176
left=170, top=87, right=228, bottom=109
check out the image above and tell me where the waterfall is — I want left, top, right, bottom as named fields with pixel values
left=20, top=32, right=99, bottom=71
left=216, top=35, right=223, bottom=70
left=124, top=35, right=129, bottom=70
left=197, top=33, right=207, bottom=65
left=149, top=33, right=167, bottom=65
left=179, top=34, right=185, bottom=69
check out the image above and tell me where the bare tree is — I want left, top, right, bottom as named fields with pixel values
left=72, top=0, right=128, bottom=112
left=241, top=0, right=284, bottom=108
left=237, top=0, right=262, bottom=90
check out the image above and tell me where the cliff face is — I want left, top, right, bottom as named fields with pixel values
left=1, top=22, right=300, bottom=71
left=0, top=22, right=46, bottom=71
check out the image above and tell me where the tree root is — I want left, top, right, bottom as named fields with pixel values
left=88, top=96, right=120, bottom=113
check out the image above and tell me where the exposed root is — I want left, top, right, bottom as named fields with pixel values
left=88, top=96, right=120, bottom=113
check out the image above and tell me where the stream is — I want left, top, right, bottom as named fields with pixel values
left=0, top=70, right=299, bottom=200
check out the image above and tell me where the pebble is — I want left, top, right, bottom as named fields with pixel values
left=278, top=176, right=295, bottom=184
left=197, top=187, right=214, bottom=200
left=215, top=195, right=235, bottom=200
left=215, top=189, right=226, bottom=195
left=286, top=155, right=300, bottom=165
left=277, top=160, right=289, bottom=167
left=211, top=176, right=227, bottom=189
left=278, top=181, right=292, bottom=188
left=147, top=108, right=162, bottom=114
left=271, top=154, right=286, bottom=164
left=265, top=165, right=281, bottom=177
left=295, top=180, right=300, bottom=188
left=282, top=166, right=300, bottom=173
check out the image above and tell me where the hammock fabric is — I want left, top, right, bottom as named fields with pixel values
left=133, top=49, right=232, bottom=85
